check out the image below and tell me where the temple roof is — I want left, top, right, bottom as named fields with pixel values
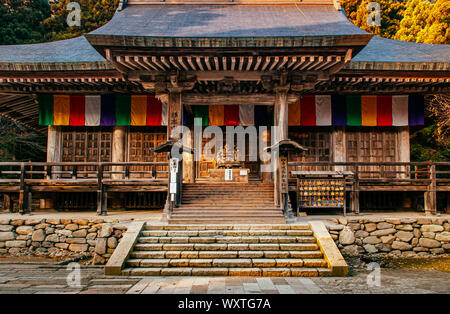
left=347, top=36, right=450, bottom=71
left=0, top=3, right=448, bottom=72
left=0, top=37, right=112, bottom=72
left=89, top=4, right=366, bottom=39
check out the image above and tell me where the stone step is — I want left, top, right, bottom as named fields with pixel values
left=141, top=229, right=313, bottom=237
left=168, top=218, right=286, bottom=224
left=126, top=258, right=327, bottom=268
left=172, top=209, right=280, bottom=212
left=137, top=236, right=317, bottom=244
left=121, top=267, right=331, bottom=277
left=134, top=242, right=320, bottom=251
left=143, top=224, right=311, bottom=231
left=176, top=205, right=277, bottom=209
left=170, top=209, right=282, bottom=219
left=130, top=250, right=323, bottom=259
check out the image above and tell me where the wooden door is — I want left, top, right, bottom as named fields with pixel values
left=346, top=129, right=397, bottom=178
left=61, top=127, right=112, bottom=177
left=128, top=131, right=168, bottom=179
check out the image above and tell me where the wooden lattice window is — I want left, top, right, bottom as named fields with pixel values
left=128, top=129, right=168, bottom=178
left=288, top=128, right=331, bottom=173
left=346, top=128, right=397, bottom=178
left=61, top=128, right=112, bottom=162
left=61, top=127, right=112, bottom=177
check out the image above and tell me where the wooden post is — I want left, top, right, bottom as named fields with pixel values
left=351, top=165, right=360, bottom=214
left=97, top=164, right=107, bottom=216
left=18, top=163, right=29, bottom=215
left=332, top=127, right=346, bottom=171
left=167, top=89, right=182, bottom=140
left=425, top=164, right=437, bottom=215
left=261, top=128, right=272, bottom=183
left=397, top=126, right=410, bottom=179
left=3, top=194, right=13, bottom=212
left=446, top=193, right=450, bottom=214
left=182, top=125, right=194, bottom=183
left=274, top=87, right=289, bottom=207
left=112, top=126, right=126, bottom=180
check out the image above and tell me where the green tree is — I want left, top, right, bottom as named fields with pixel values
left=0, top=117, right=46, bottom=162
left=342, top=0, right=406, bottom=39
left=0, top=0, right=51, bottom=45
left=42, top=0, right=119, bottom=41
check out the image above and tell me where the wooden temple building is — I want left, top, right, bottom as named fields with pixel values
left=0, top=0, right=449, bottom=223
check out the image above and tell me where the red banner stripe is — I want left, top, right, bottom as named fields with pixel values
left=300, top=95, right=316, bottom=126
left=69, top=95, right=85, bottom=126
left=146, top=95, right=162, bottom=126
left=377, top=95, right=392, bottom=126
left=224, top=105, right=240, bottom=126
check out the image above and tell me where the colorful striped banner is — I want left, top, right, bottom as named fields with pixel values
left=38, top=94, right=424, bottom=127
left=287, top=94, right=423, bottom=127
left=38, top=94, right=168, bottom=126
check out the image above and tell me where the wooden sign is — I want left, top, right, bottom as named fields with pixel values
left=280, top=156, right=288, bottom=194
left=225, top=169, right=233, bottom=181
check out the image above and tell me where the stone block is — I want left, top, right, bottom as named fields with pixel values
left=419, top=238, right=441, bottom=248
left=68, top=244, right=88, bottom=252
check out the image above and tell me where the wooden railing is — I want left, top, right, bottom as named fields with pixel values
left=288, top=161, right=450, bottom=215
left=0, top=161, right=169, bottom=215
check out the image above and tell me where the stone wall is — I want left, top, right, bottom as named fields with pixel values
left=0, top=218, right=126, bottom=264
left=326, top=217, right=450, bottom=258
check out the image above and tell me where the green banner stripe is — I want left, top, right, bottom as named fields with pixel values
left=346, top=95, right=361, bottom=126
left=38, top=94, right=54, bottom=126
left=115, top=94, right=131, bottom=126
left=193, top=105, right=209, bottom=126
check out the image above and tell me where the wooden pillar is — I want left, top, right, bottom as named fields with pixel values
left=397, top=126, right=410, bottom=177
left=446, top=193, right=450, bottom=214
left=425, top=164, right=437, bottom=215
left=47, top=126, right=61, bottom=163
left=261, top=128, right=272, bottom=183
left=3, top=194, right=13, bottom=212
left=273, top=87, right=289, bottom=207
left=167, top=89, right=182, bottom=140
left=112, top=126, right=126, bottom=180
left=332, top=127, right=346, bottom=171
left=182, top=130, right=194, bottom=183
left=274, top=87, right=289, bottom=141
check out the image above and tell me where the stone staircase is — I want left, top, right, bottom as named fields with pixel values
left=168, top=183, right=285, bottom=224
left=120, top=223, right=336, bottom=277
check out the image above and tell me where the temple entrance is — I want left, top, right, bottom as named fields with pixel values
left=195, top=126, right=261, bottom=181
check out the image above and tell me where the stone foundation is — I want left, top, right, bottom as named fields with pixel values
left=0, top=218, right=126, bottom=264
left=326, top=217, right=450, bottom=258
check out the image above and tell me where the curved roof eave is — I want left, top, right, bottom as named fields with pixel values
left=0, top=36, right=113, bottom=72
left=347, top=36, right=450, bottom=71
left=86, top=4, right=371, bottom=48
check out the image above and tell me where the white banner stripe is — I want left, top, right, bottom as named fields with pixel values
left=85, top=95, right=101, bottom=126
left=239, top=104, right=254, bottom=126
left=392, top=95, right=409, bottom=126
left=315, top=95, right=332, bottom=126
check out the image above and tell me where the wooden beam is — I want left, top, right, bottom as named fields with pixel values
left=182, top=93, right=299, bottom=106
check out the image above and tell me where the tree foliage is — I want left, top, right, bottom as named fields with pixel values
left=0, top=0, right=119, bottom=45
left=41, top=0, right=119, bottom=41
left=342, top=0, right=450, bottom=44
left=0, top=117, right=46, bottom=162
left=0, top=0, right=51, bottom=44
